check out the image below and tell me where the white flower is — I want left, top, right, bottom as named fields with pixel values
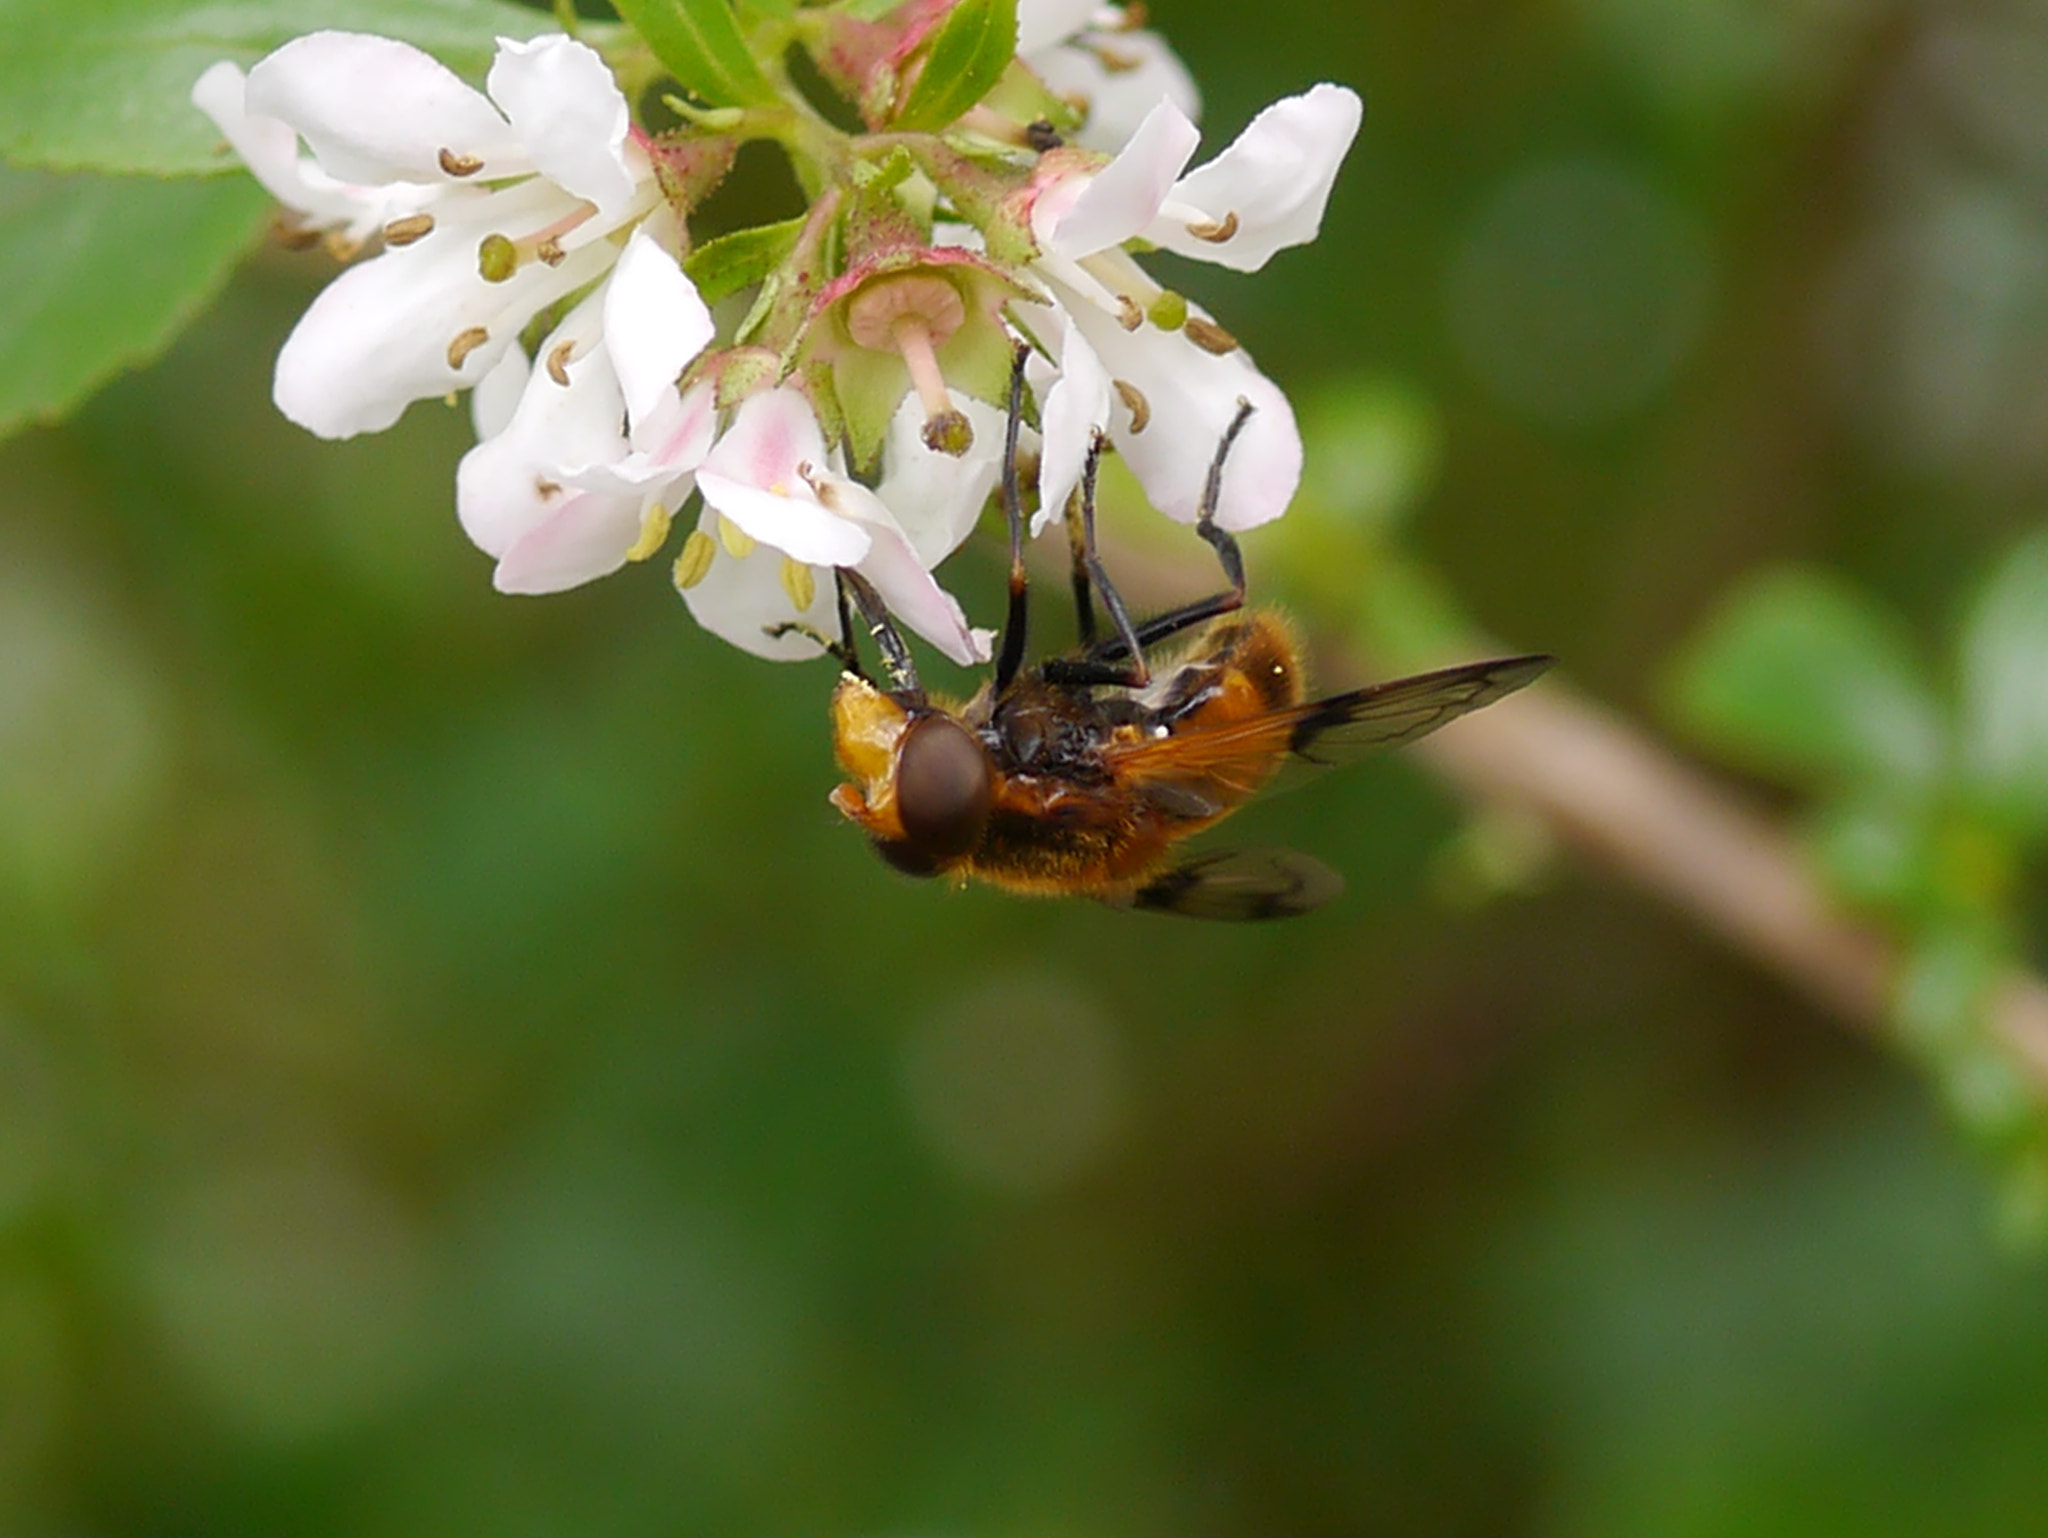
left=1011, top=86, right=1357, bottom=532
left=1016, top=2, right=1200, bottom=154
left=197, top=31, right=660, bottom=439
left=682, top=388, right=999, bottom=665
left=455, top=225, right=716, bottom=594
left=1033, top=85, right=1362, bottom=278
left=192, top=61, right=429, bottom=247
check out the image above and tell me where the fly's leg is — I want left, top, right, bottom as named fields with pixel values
left=1041, top=431, right=1159, bottom=689
left=840, top=568, right=922, bottom=699
left=992, top=344, right=1034, bottom=695
left=1084, top=397, right=1255, bottom=664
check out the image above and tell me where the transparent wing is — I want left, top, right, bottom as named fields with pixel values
left=1105, top=654, right=1555, bottom=816
left=1283, top=653, right=1555, bottom=765
left=1126, top=847, right=1344, bottom=922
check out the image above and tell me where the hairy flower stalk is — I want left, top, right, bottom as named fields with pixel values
left=194, top=0, right=1360, bottom=662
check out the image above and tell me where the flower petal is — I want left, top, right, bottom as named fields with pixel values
left=1144, top=83, right=1362, bottom=272
left=1029, top=30, right=1201, bottom=154
left=1034, top=313, right=1111, bottom=534
left=696, top=471, right=872, bottom=567
left=605, top=229, right=714, bottom=432
left=678, top=514, right=837, bottom=662
left=819, top=477, right=992, bottom=667
left=487, top=34, right=638, bottom=218
left=875, top=392, right=1006, bottom=565
left=244, top=31, right=522, bottom=187
left=488, top=488, right=645, bottom=593
left=455, top=289, right=626, bottom=560
left=1058, top=285, right=1301, bottom=529
left=1016, top=0, right=1100, bottom=56
left=274, top=190, right=612, bottom=437
left=470, top=343, right=531, bottom=440
left=1038, top=98, right=1200, bottom=260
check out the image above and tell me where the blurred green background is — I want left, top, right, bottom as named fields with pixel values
left=8, top=0, right=2048, bottom=1533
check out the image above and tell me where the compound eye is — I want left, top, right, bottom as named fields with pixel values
left=893, top=714, right=994, bottom=866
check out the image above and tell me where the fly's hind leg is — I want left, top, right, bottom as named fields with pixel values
left=1072, top=397, right=1256, bottom=670
left=1042, top=430, right=1159, bottom=689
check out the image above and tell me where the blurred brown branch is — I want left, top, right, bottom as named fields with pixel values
left=1103, top=529, right=2048, bottom=1098
left=1411, top=671, right=2048, bottom=1095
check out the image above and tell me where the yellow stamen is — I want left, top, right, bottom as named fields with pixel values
left=718, top=513, right=755, bottom=559
left=672, top=529, right=716, bottom=590
left=780, top=556, right=817, bottom=614
left=627, top=504, right=673, bottom=563
left=438, top=148, right=484, bottom=177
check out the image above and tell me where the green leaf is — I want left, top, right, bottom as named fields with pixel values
left=611, top=0, right=780, bottom=108
left=683, top=215, right=805, bottom=304
left=1956, top=529, right=2048, bottom=835
left=888, top=0, right=1017, bottom=133
left=0, top=164, right=270, bottom=438
left=0, top=0, right=555, bottom=177
left=1666, top=566, right=1945, bottom=790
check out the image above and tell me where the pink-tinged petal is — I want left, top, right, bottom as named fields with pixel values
left=696, top=472, right=872, bottom=567
left=1039, top=99, right=1199, bottom=259
left=1059, top=286, right=1300, bottom=529
left=699, top=386, right=824, bottom=488
left=1030, top=31, right=1201, bottom=154
left=1016, top=0, right=1099, bottom=55
left=1145, top=84, right=1362, bottom=272
left=488, top=35, right=637, bottom=218
left=1034, top=315, right=1111, bottom=534
left=245, top=32, right=522, bottom=187
left=876, top=393, right=1005, bottom=565
left=626, top=379, right=718, bottom=471
left=821, top=478, right=991, bottom=667
left=605, top=229, right=714, bottom=431
left=489, top=489, right=644, bottom=593
left=679, top=514, right=836, bottom=662
left=274, top=205, right=612, bottom=437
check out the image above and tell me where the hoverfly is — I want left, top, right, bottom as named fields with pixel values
left=790, top=354, right=1552, bottom=920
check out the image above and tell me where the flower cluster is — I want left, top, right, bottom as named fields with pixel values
left=194, top=1, right=1360, bottom=667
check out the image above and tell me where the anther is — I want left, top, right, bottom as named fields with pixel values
left=1183, top=317, right=1238, bottom=355
left=535, top=237, right=567, bottom=267
left=780, top=556, right=817, bottom=613
left=383, top=213, right=435, bottom=247
left=545, top=339, right=577, bottom=386
left=673, top=529, right=716, bottom=589
left=1113, top=380, right=1151, bottom=432
left=627, top=505, right=672, bottom=563
left=446, top=326, right=490, bottom=369
left=438, top=148, right=484, bottom=177
left=1115, top=294, right=1143, bottom=331
left=1186, top=211, right=1239, bottom=243
left=718, top=513, right=755, bottom=560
